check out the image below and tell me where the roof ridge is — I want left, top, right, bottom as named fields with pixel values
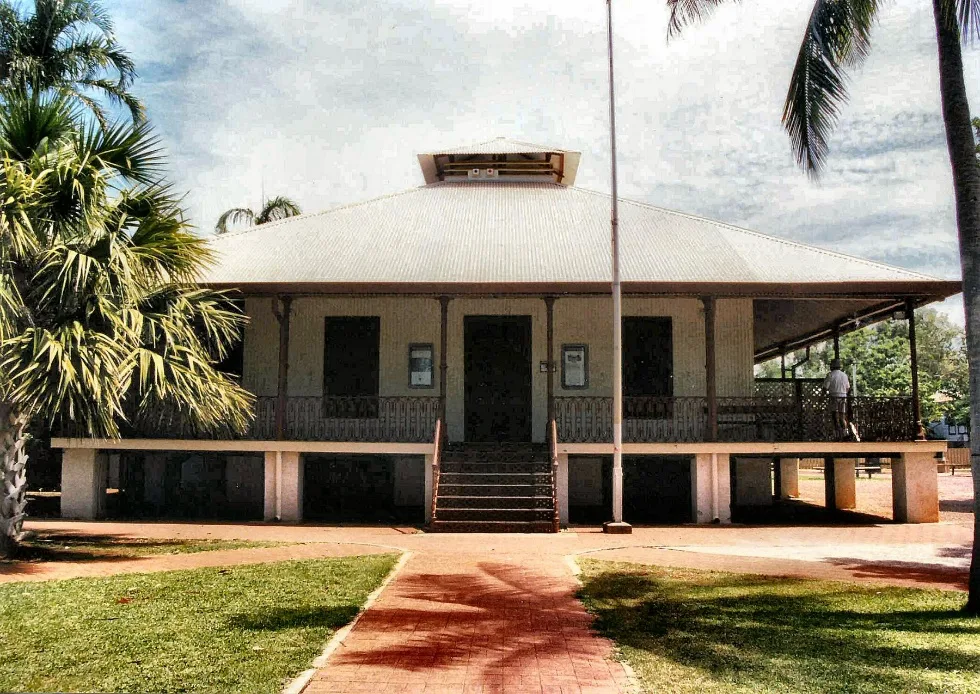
left=423, top=180, right=566, bottom=189
left=209, top=186, right=429, bottom=239
left=423, top=136, right=571, bottom=155
left=566, top=186, right=944, bottom=282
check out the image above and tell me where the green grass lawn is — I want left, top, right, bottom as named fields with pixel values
left=5, top=531, right=288, bottom=563
left=578, top=560, right=980, bottom=694
left=1, top=554, right=398, bottom=693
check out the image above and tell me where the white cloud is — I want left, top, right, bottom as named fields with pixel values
left=109, top=0, right=971, bottom=320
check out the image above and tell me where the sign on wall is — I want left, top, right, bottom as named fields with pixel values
left=562, top=344, right=588, bottom=389
left=409, top=344, right=434, bottom=388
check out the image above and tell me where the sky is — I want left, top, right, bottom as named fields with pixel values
left=107, top=0, right=978, bottom=323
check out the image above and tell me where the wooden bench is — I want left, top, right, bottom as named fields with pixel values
left=854, top=465, right=882, bottom=478
left=948, top=464, right=971, bottom=476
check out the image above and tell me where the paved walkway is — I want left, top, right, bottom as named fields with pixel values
left=304, top=552, right=632, bottom=693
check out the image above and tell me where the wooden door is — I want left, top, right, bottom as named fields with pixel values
left=464, top=316, right=532, bottom=442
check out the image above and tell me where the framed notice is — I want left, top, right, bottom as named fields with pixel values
left=562, top=344, right=588, bottom=389
left=409, top=344, right=434, bottom=388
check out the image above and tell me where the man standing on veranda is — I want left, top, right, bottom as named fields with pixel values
left=823, top=359, right=851, bottom=440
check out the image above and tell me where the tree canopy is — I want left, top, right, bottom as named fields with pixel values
left=215, top=196, right=302, bottom=235
left=756, top=309, right=969, bottom=424
left=0, top=0, right=143, bottom=126
left=0, top=90, right=252, bottom=555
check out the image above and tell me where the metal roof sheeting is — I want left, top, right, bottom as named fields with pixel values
left=202, top=181, right=951, bottom=290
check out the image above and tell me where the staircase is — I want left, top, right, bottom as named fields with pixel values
left=429, top=443, right=558, bottom=532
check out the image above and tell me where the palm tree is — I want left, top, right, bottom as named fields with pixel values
left=215, top=196, right=302, bottom=234
left=666, top=0, right=980, bottom=612
left=0, top=0, right=143, bottom=126
left=0, top=90, right=253, bottom=557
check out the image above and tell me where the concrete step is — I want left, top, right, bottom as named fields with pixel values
left=436, top=507, right=555, bottom=522
left=437, top=495, right=554, bottom=510
left=438, top=483, right=552, bottom=497
left=442, top=443, right=549, bottom=464
left=428, top=519, right=557, bottom=533
left=438, top=472, right=551, bottom=485
left=440, top=461, right=552, bottom=474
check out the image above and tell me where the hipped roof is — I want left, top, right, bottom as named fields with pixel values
left=204, top=181, right=953, bottom=293
left=202, top=178, right=960, bottom=361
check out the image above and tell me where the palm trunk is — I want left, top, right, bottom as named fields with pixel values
left=931, top=0, right=980, bottom=614
left=0, top=402, right=28, bottom=558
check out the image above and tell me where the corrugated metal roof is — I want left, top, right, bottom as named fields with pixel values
left=202, top=181, right=950, bottom=290
left=422, top=137, right=571, bottom=155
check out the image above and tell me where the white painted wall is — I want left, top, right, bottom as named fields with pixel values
left=241, top=295, right=756, bottom=442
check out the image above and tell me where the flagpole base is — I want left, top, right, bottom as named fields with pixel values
left=602, top=521, right=632, bottom=535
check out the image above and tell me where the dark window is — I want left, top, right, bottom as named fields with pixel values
left=215, top=298, right=245, bottom=379
left=323, top=317, right=380, bottom=418
left=623, top=317, right=673, bottom=418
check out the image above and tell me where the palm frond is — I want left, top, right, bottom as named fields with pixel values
left=215, top=207, right=255, bottom=234
left=666, top=0, right=735, bottom=38
left=0, top=155, right=44, bottom=258
left=137, top=286, right=247, bottom=362
left=1, top=322, right=132, bottom=437
left=2, top=0, right=140, bottom=127
left=0, top=88, right=80, bottom=161
left=946, top=0, right=980, bottom=40
left=256, top=195, right=301, bottom=224
left=782, top=0, right=882, bottom=176
left=0, top=79, right=253, bottom=439
left=77, top=76, right=144, bottom=122
left=75, top=116, right=164, bottom=184
left=125, top=204, right=215, bottom=284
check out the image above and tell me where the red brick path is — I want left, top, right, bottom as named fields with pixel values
left=304, top=552, right=633, bottom=694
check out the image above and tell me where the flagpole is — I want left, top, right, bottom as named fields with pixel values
left=605, top=0, right=629, bottom=533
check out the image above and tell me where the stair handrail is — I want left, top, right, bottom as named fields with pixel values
left=430, top=419, right=442, bottom=525
left=549, top=418, right=560, bottom=533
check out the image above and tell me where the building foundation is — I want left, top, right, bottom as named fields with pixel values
left=892, top=452, right=939, bottom=523
left=692, top=453, right=732, bottom=523
left=556, top=453, right=569, bottom=527
left=826, top=457, right=857, bottom=510
left=778, top=458, right=800, bottom=499
left=60, top=448, right=108, bottom=519
left=263, top=451, right=303, bottom=522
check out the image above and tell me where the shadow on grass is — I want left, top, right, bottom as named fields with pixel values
left=227, top=604, right=360, bottom=631
left=1, top=531, right=212, bottom=568
left=823, top=555, right=969, bottom=590
left=579, top=568, right=979, bottom=693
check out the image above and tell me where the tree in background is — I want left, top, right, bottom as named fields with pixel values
left=666, top=0, right=980, bottom=613
left=215, top=196, right=302, bottom=235
left=757, top=309, right=969, bottom=424
left=0, top=0, right=143, bottom=126
left=0, top=91, right=253, bottom=557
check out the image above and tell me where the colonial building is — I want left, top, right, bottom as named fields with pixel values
left=54, top=138, right=958, bottom=530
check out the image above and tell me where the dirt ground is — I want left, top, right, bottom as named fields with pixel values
left=797, top=470, right=975, bottom=524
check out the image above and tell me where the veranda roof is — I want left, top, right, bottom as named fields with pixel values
left=202, top=174, right=960, bottom=361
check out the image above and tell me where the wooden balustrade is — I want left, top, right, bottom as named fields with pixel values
left=555, top=394, right=916, bottom=444
left=122, top=395, right=440, bottom=442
